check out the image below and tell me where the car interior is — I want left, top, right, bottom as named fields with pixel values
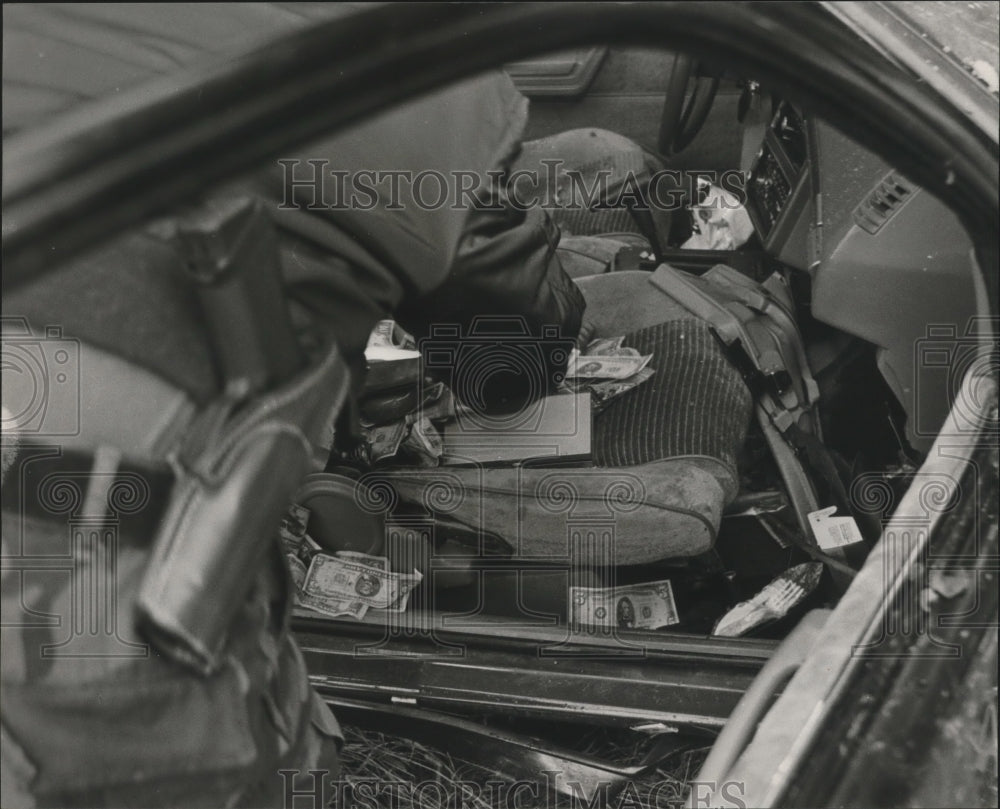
left=292, top=46, right=981, bottom=642
left=1, top=7, right=994, bottom=804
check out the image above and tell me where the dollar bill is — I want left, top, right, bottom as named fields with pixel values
left=290, top=550, right=369, bottom=619
left=570, top=579, right=679, bottom=630
left=419, top=383, right=455, bottom=422
left=335, top=550, right=389, bottom=572
left=302, top=553, right=422, bottom=611
left=295, top=532, right=323, bottom=566
left=402, top=415, right=443, bottom=466
left=366, top=319, right=396, bottom=349
left=584, top=345, right=641, bottom=360
left=366, top=319, right=416, bottom=351
left=584, top=366, right=655, bottom=411
left=291, top=550, right=394, bottom=619
left=364, top=419, right=408, bottom=462
left=279, top=503, right=311, bottom=554
left=582, top=337, right=643, bottom=359
left=369, top=573, right=422, bottom=614
left=297, top=590, right=369, bottom=620
left=606, top=346, right=641, bottom=358
left=388, top=571, right=423, bottom=612
left=566, top=351, right=652, bottom=380
left=584, top=336, right=625, bottom=355
left=287, top=554, right=308, bottom=593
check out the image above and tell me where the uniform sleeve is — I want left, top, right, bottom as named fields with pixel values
left=394, top=133, right=586, bottom=411
left=272, top=69, right=586, bottom=410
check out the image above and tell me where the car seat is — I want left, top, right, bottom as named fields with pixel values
left=371, top=271, right=754, bottom=565
left=513, top=128, right=687, bottom=273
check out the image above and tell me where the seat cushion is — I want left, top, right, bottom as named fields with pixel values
left=378, top=317, right=753, bottom=564
left=592, top=318, right=752, bottom=499
left=377, top=459, right=728, bottom=564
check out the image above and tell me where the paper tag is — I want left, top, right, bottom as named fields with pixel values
left=808, top=506, right=864, bottom=550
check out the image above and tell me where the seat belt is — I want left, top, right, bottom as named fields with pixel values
left=650, top=263, right=857, bottom=572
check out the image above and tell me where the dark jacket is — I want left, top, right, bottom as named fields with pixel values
left=4, top=4, right=584, bottom=407
left=1, top=6, right=584, bottom=805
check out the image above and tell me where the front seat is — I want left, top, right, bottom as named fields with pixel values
left=377, top=271, right=753, bottom=565
left=512, top=128, right=685, bottom=274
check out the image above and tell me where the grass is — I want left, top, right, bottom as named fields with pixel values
left=335, top=722, right=711, bottom=809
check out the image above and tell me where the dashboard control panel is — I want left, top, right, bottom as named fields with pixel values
left=751, top=143, right=793, bottom=234
left=748, top=102, right=808, bottom=245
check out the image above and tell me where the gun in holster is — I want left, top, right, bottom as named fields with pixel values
left=136, top=196, right=350, bottom=674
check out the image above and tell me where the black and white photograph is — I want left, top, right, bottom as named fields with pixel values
left=2, top=3, right=998, bottom=807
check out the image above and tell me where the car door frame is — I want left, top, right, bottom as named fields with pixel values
left=3, top=0, right=997, bottom=773
left=4, top=2, right=997, bottom=302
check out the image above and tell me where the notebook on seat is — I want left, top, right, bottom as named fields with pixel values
left=440, top=392, right=591, bottom=466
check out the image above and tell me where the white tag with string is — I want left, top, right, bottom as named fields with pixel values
left=808, top=506, right=864, bottom=550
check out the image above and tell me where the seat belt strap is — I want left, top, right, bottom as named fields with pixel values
left=649, top=264, right=857, bottom=564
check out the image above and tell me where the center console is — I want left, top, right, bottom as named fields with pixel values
left=744, top=99, right=979, bottom=455
left=746, top=101, right=813, bottom=269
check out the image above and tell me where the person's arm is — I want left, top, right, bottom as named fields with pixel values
left=395, top=131, right=586, bottom=411
left=396, top=202, right=585, bottom=411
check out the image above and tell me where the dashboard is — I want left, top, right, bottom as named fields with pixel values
left=746, top=101, right=980, bottom=453
left=747, top=101, right=809, bottom=251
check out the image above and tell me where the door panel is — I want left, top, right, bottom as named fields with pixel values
left=504, top=46, right=608, bottom=97
left=509, top=47, right=744, bottom=174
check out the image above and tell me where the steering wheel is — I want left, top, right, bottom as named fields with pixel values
left=658, top=54, right=720, bottom=156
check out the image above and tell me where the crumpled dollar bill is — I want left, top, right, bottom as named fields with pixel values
left=361, top=413, right=445, bottom=467
left=280, top=503, right=423, bottom=619
left=401, top=415, right=443, bottom=466
left=280, top=503, right=320, bottom=606
left=566, top=348, right=652, bottom=380
left=279, top=503, right=311, bottom=555
left=583, top=336, right=626, bottom=355
left=366, top=319, right=416, bottom=351
left=299, top=552, right=423, bottom=620
left=419, top=382, right=455, bottom=422
left=571, top=578, right=679, bottom=630
left=582, top=367, right=655, bottom=413
left=363, top=419, right=409, bottom=462
left=561, top=336, right=655, bottom=411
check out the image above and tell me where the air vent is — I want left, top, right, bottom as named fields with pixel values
left=853, top=171, right=915, bottom=234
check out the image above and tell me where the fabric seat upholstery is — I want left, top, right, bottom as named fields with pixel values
left=382, top=270, right=753, bottom=564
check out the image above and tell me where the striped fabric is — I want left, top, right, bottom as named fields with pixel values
left=592, top=319, right=752, bottom=478
left=549, top=206, right=641, bottom=237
